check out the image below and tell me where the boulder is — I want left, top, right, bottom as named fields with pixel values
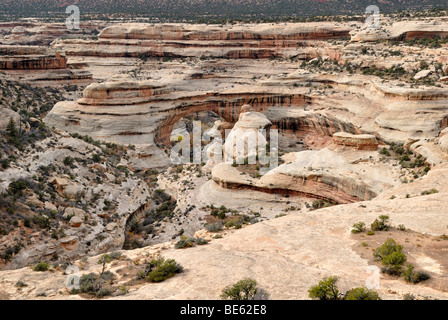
left=69, top=216, right=83, bottom=228
left=63, top=207, right=86, bottom=220
left=44, top=202, right=57, bottom=212
left=414, top=70, right=432, bottom=80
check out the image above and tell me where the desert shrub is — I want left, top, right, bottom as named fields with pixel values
left=374, top=238, right=402, bottom=259
left=109, top=251, right=123, bottom=260
left=33, top=262, right=50, bottom=272
left=374, top=238, right=407, bottom=274
left=371, top=215, right=390, bottom=231
left=421, top=188, right=439, bottom=195
left=78, top=273, right=102, bottom=294
left=344, top=287, right=381, bottom=300
left=95, top=287, right=112, bottom=298
left=224, top=217, right=245, bottom=229
left=308, top=276, right=342, bottom=300
left=210, top=205, right=230, bottom=219
left=73, top=271, right=115, bottom=298
left=5, top=117, right=22, bottom=148
left=146, top=257, right=183, bottom=283
left=1, top=159, right=10, bottom=169
left=8, top=180, right=27, bottom=195
left=92, top=154, right=102, bottom=163
left=311, top=199, right=334, bottom=210
left=195, top=238, right=208, bottom=245
left=221, top=278, right=259, bottom=300
left=380, top=148, right=391, bottom=156
left=15, top=280, right=28, bottom=288
left=63, top=156, right=74, bottom=166
left=382, top=251, right=407, bottom=274
left=204, top=222, right=224, bottom=232
left=175, top=238, right=195, bottom=249
left=351, top=222, right=366, bottom=234
left=98, top=254, right=112, bottom=265
left=99, top=270, right=116, bottom=283
left=403, top=264, right=431, bottom=284
left=175, top=237, right=208, bottom=249
left=403, top=293, right=415, bottom=300
left=32, top=214, right=51, bottom=229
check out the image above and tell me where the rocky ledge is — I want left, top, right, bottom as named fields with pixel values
left=332, top=132, right=379, bottom=151
left=0, top=45, right=67, bottom=70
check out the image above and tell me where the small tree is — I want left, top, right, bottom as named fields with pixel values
left=371, top=215, right=390, bottom=231
left=6, top=117, right=18, bottom=138
left=351, top=222, right=366, bottom=234
left=308, top=276, right=342, bottom=300
left=33, top=262, right=50, bottom=272
left=374, top=238, right=407, bottom=274
left=5, top=117, right=21, bottom=148
left=8, top=180, right=27, bottom=196
left=221, top=278, right=259, bottom=300
left=146, top=257, right=183, bottom=283
left=98, top=254, right=112, bottom=274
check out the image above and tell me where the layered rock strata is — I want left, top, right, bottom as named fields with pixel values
left=44, top=79, right=313, bottom=149
left=0, top=45, right=67, bottom=70
left=351, top=21, right=448, bottom=42
left=52, top=23, right=350, bottom=60
left=332, top=132, right=378, bottom=151
left=212, top=148, right=394, bottom=204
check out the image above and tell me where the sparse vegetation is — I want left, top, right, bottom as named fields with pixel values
left=137, top=256, right=183, bottom=283
left=374, top=238, right=407, bottom=275
left=221, top=278, right=261, bottom=301
left=351, top=222, right=366, bottom=234
left=371, top=215, right=390, bottom=232
left=308, top=276, right=341, bottom=300
left=308, top=276, right=381, bottom=300
left=33, top=262, right=50, bottom=272
left=403, top=264, right=431, bottom=284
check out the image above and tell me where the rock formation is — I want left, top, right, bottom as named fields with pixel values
left=0, top=45, right=93, bottom=83
left=351, top=21, right=448, bottom=42
left=0, top=130, right=151, bottom=269
left=52, top=22, right=350, bottom=60
left=212, top=148, right=396, bottom=204
left=0, top=45, right=67, bottom=70
left=224, top=104, right=272, bottom=163
left=332, top=132, right=378, bottom=151
left=44, top=78, right=312, bottom=153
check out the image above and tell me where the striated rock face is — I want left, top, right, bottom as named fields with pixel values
left=350, top=28, right=390, bottom=42
left=44, top=78, right=312, bottom=151
left=52, top=22, right=350, bottom=60
left=99, top=23, right=351, bottom=41
left=77, top=79, right=169, bottom=105
left=212, top=148, right=396, bottom=204
left=352, top=21, right=448, bottom=42
left=0, top=22, right=105, bottom=46
left=332, top=132, right=378, bottom=151
left=264, top=107, right=361, bottom=150
left=0, top=45, right=67, bottom=70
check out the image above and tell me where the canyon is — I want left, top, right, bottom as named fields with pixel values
left=2, top=12, right=448, bottom=300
